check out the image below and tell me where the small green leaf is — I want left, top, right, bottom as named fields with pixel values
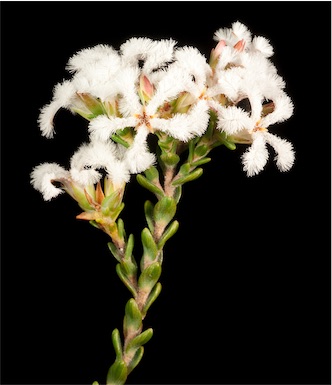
left=117, top=218, right=126, bottom=241
left=111, top=203, right=125, bottom=221
left=111, top=134, right=130, bottom=148
left=141, top=228, right=158, bottom=264
left=124, top=298, right=142, bottom=335
left=101, top=190, right=123, bottom=215
left=142, top=282, right=162, bottom=316
left=111, top=328, right=123, bottom=360
left=222, top=138, right=236, bottom=150
left=127, top=346, right=144, bottom=375
left=160, top=152, right=180, bottom=166
left=116, top=264, right=137, bottom=297
left=108, top=242, right=122, bottom=262
left=157, top=220, right=179, bottom=249
left=124, top=234, right=134, bottom=260
left=158, top=136, right=173, bottom=149
left=121, top=259, right=137, bottom=277
left=144, top=200, right=154, bottom=234
left=172, top=168, right=203, bottom=186
left=215, top=131, right=236, bottom=150
left=178, top=163, right=191, bottom=175
left=138, top=262, right=161, bottom=291
left=194, top=144, right=209, bottom=157
left=89, top=220, right=101, bottom=229
left=136, top=174, right=164, bottom=197
left=174, top=186, right=182, bottom=204
left=191, top=157, right=211, bottom=167
left=153, top=197, right=176, bottom=226
left=144, top=166, right=160, bottom=182
left=125, top=328, right=153, bottom=352
left=106, top=359, right=127, bottom=385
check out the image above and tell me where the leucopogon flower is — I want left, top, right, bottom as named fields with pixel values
left=31, top=21, right=295, bottom=203
left=36, top=37, right=211, bottom=184
left=206, top=21, right=295, bottom=176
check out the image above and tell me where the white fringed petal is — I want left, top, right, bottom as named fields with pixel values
left=30, top=163, right=70, bottom=200
left=241, top=133, right=269, bottom=176
left=263, top=132, right=295, bottom=172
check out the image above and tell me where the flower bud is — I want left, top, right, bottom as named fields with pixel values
left=209, top=40, right=226, bottom=69
left=138, top=75, right=154, bottom=104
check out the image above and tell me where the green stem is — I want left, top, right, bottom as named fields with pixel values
left=101, top=123, right=227, bottom=385
left=107, top=210, right=175, bottom=385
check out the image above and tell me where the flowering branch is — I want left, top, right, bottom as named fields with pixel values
left=30, top=21, right=295, bottom=385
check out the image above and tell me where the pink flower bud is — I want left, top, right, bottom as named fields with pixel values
left=233, top=39, right=245, bottom=52
left=139, top=74, right=154, bottom=104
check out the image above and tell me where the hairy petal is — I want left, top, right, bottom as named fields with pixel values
left=241, top=133, right=269, bottom=176
left=152, top=100, right=210, bottom=141
left=124, top=126, right=155, bottom=173
left=70, top=140, right=130, bottom=186
left=261, top=93, right=294, bottom=128
left=263, top=132, right=295, bottom=172
left=30, top=163, right=70, bottom=200
left=38, top=81, right=76, bottom=138
left=215, top=105, right=253, bottom=135
left=88, top=115, right=136, bottom=142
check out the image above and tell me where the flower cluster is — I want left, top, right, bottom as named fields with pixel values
left=31, top=21, right=295, bottom=202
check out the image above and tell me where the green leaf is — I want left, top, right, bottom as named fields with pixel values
left=124, top=298, right=142, bottom=335
left=174, top=186, right=182, bottom=204
left=153, top=197, right=176, bottom=226
left=215, top=131, right=236, bottom=150
left=138, top=262, right=161, bottom=291
left=108, top=242, right=122, bottom=262
left=110, top=203, right=125, bottom=221
left=116, top=264, right=137, bottom=297
left=136, top=174, right=164, bottom=197
left=111, top=328, right=123, bottom=360
left=142, top=282, right=162, bottom=316
left=172, top=168, right=203, bottom=186
left=106, top=359, right=127, bottom=385
left=160, top=152, right=180, bottom=166
left=178, top=163, right=191, bottom=175
left=194, top=144, right=209, bottom=157
left=117, top=218, right=126, bottom=241
left=191, top=157, right=211, bottom=167
left=144, top=166, right=160, bottom=182
left=125, top=328, right=153, bottom=352
left=127, top=346, right=144, bottom=375
left=141, top=228, right=158, bottom=264
left=89, top=220, right=101, bottom=229
left=124, top=234, right=135, bottom=260
left=222, top=138, right=236, bottom=150
left=144, top=200, right=154, bottom=234
left=157, top=220, right=179, bottom=249
left=121, top=259, right=137, bottom=277
left=111, top=133, right=130, bottom=148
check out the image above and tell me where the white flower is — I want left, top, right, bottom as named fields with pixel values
left=33, top=23, right=296, bottom=196
left=69, top=140, right=131, bottom=188
left=119, top=37, right=176, bottom=73
left=208, top=21, right=295, bottom=176
left=30, top=163, right=70, bottom=200
left=241, top=131, right=295, bottom=176
left=213, top=21, right=252, bottom=48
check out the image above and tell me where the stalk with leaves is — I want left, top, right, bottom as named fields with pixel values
left=31, top=21, right=295, bottom=385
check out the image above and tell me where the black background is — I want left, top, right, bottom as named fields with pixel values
left=1, top=1, right=331, bottom=385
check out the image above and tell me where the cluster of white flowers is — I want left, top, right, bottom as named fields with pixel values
left=31, top=21, right=295, bottom=201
